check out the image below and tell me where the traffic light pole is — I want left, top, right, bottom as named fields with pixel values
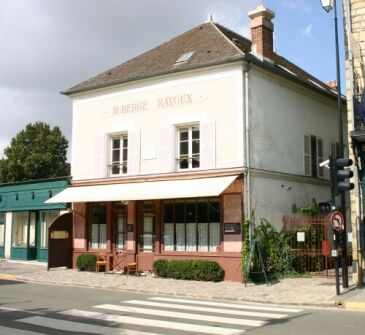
left=332, top=0, right=349, bottom=289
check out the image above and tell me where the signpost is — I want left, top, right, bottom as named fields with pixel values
left=329, top=210, right=344, bottom=295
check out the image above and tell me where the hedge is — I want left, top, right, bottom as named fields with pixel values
left=153, top=259, right=224, bottom=282
left=76, top=253, right=97, bottom=272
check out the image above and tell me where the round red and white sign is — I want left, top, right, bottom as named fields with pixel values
left=329, top=211, right=344, bottom=231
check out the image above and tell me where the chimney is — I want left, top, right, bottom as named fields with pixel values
left=326, top=80, right=337, bottom=89
left=248, top=5, right=276, bottom=62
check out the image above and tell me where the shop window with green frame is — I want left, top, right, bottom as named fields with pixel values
left=0, top=212, right=5, bottom=248
left=12, top=212, right=35, bottom=247
left=90, top=204, right=107, bottom=249
left=39, top=210, right=60, bottom=248
left=163, top=198, right=220, bottom=252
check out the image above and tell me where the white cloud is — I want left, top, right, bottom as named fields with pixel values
left=279, top=0, right=311, bottom=12
left=302, top=24, right=313, bottom=37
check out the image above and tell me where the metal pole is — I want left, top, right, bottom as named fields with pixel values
left=333, top=0, right=349, bottom=289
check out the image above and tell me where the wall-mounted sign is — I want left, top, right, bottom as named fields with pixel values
left=224, top=223, right=241, bottom=234
left=50, top=231, right=69, bottom=239
left=297, top=232, right=305, bottom=242
left=127, top=224, right=134, bottom=233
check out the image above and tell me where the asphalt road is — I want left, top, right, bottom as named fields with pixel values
left=0, top=279, right=364, bottom=335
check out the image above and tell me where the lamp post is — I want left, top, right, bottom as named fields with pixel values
left=320, top=0, right=349, bottom=289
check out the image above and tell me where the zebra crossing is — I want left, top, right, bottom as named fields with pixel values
left=14, top=296, right=303, bottom=335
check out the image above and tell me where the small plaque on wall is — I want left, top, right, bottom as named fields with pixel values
left=127, top=224, right=134, bottom=232
left=224, top=223, right=241, bottom=234
left=50, top=231, right=69, bottom=239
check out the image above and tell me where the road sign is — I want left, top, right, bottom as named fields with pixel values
left=329, top=211, right=344, bottom=231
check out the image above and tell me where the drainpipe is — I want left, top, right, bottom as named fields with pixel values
left=243, top=62, right=252, bottom=242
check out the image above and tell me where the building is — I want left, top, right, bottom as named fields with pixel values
left=0, top=178, right=69, bottom=262
left=343, top=0, right=365, bottom=285
left=48, top=5, right=345, bottom=281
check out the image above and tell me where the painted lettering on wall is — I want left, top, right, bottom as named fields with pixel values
left=157, top=94, right=193, bottom=109
left=104, top=93, right=205, bottom=118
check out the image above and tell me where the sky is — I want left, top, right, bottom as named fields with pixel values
left=0, top=0, right=346, bottom=159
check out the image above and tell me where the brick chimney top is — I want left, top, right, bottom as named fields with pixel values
left=326, top=80, right=337, bottom=89
left=248, top=5, right=276, bottom=62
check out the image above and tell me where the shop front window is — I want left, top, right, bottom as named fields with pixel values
left=163, top=198, right=220, bottom=252
left=0, top=213, right=5, bottom=247
left=90, top=204, right=107, bottom=249
left=12, top=212, right=28, bottom=247
left=113, top=203, right=127, bottom=250
left=40, top=211, right=60, bottom=248
left=139, top=213, right=155, bottom=252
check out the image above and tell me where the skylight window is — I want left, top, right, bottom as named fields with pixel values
left=175, top=51, right=196, bottom=64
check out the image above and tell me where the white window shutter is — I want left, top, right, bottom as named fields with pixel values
left=158, top=126, right=173, bottom=172
left=317, top=137, right=324, bottom=178
left=200, top=120, right=216, bottom=169
left=127, top=129, right=140, bottom=175
left=303, top=135, right=311, bottom=176
left=94, top=135, right=107, bottom=178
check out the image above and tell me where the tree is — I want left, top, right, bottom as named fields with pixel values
left=0, top=122, right=70, bottom=183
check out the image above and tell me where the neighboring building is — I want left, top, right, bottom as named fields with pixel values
left=0, top=178, right=69, bottom=261
left=49, top=5, right=345, bottom=281
left=343, top=0, right=365, bottom=285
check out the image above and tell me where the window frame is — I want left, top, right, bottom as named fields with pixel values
left=176, top=124, right=200, bottom=171
left=88, top=203, right=107, bottom=250
left=162, top=198, right=221, bottom=253
left=0, top=212, right=5, bottom=247
left=304, top=134, right=324, bottom=179
left=109, top=133, right=128, bottom=176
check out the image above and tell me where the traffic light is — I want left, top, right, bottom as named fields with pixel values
left=330, top=157, right=354, bottom=193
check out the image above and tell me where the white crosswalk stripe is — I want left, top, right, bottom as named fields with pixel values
left=95, top=303, right=266, bottom=327
left=123, top=299, right=289, bottom=318
left=60, top=309, right=244, bottom=335
left=11, top=295, right=303, bottom=335
left=149, top=297, right=303, bottom=313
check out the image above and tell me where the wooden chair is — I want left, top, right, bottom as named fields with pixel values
left=126, top=255, right=138, bottom=276
left=95, top=253, right=108, bottom=273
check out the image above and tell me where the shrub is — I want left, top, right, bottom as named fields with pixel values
left=152, top=259, right=224, bottom=282
left=153, top=259, right=169, bottom=278
left=76, top=253, right=97, bottom=272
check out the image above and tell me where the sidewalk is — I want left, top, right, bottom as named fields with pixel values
left=1, top=260, right=364, bottom=309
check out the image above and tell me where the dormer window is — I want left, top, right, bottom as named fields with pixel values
left=175, top=51, right=196, bottom=64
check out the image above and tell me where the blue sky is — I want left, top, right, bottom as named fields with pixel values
left=0, top=0, right=346, bottom=157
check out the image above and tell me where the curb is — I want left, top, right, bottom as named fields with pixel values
left=0, top=273, right=17, bottom=280
left=343, top=301, right=365, bottom=310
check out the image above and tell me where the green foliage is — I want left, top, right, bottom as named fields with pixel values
left=0, top=122, right=70, bottom=183
left=242, top=218, right=251, bottom=273
left=76, top=254, right=97, bottom=272
left=243, top=219, right=297, bottom=282
left=297, top=199, right=319, bottom=216
left=152, top=259, right=169, bottom=278
left=152, top=259, right=224, bottom=282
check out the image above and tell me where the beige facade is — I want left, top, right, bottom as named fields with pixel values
left=343, top=0, right=365, bottom=286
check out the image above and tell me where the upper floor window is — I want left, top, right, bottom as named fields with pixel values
left=177, top=125, right=200, bottom=170
left=304, top=134, right=323, bottom=178
left=110, top=135, right=128, bottom=176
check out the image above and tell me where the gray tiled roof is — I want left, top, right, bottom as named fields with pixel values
left=63, top=21, right=338, bottom=99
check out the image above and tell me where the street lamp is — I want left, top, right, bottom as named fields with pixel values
left=320, top=0, right=334, bottom=13
left=320, top=0, right=349, bottom=290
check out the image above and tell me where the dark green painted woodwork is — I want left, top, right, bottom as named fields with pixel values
left=0, top=177, right=69, bottom=212
left=37, top=248, right=48, bottom=262
left=0, top=247, right=4, bottom=258
left=10, top=247, right=37, bottom=260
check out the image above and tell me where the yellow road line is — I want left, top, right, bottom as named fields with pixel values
left=343, top=301, right=365, bottom=310
left=0, top=273, right=17, bottom=280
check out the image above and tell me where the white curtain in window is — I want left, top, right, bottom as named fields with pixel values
left=164, top=223, right=174, bottom=251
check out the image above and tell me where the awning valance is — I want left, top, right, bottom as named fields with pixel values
left=46, top=175, right=238, bottom=203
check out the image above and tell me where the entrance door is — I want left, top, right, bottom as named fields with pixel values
left=48, top=212, right=73, bottom=269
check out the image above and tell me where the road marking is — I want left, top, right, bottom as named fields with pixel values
left=0, top=325, right=40, bottom=335
left=17, top=316, right=160, bottom=335
left=124, top=300, right=287, bottom=319
left=0, top=306, right=46, bottom=315
left=95, top=303, right=266, bottom=327
left=60, top=309, right=244, bottom=335
left=150, top=297, right=303, bottom=313
left=0, top=273, right=17, bottom=280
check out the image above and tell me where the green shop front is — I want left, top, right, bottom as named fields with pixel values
left=0, top=178, right=69, bottom=261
